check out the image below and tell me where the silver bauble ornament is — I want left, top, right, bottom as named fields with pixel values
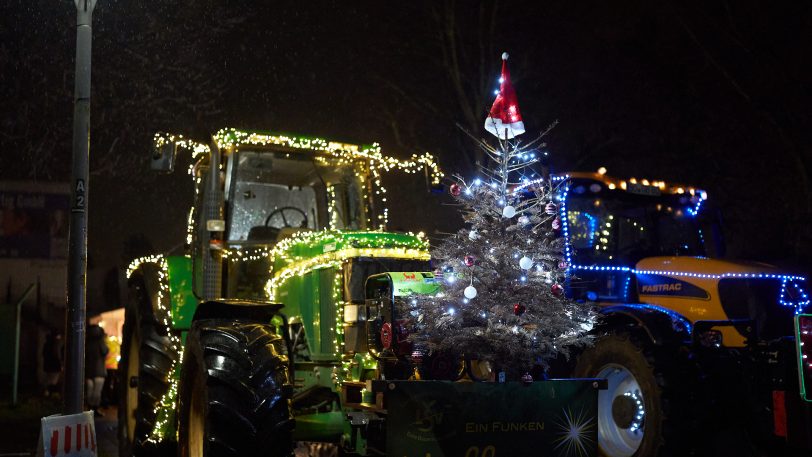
left=464, top=285, right=478, bottom=299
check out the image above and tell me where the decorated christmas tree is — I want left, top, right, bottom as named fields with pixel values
left=409, top=53, right=597, bottom=378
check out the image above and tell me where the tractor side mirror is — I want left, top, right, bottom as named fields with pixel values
left=151, top=141, right=178, bottom=173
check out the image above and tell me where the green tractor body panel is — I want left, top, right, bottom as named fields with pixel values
left=269, top=230, right=430, bottom=362
left=292, top=411, right=346, bottom=442
left=165, top=255, right=197, bottom=330
left=276, top=267, right=339, bottom=362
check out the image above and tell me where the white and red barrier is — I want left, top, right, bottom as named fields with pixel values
left=36, top=412, right=97, bottom=457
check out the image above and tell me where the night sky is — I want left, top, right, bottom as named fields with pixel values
left=1, top=1, right=810, bottom=309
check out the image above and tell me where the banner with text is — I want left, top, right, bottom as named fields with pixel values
left=0, top=190, right=69, bottom=259
left=386, top=380, right=600, bottom=457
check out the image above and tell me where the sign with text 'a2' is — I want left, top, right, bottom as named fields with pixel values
left=386, top=380, right=600, bottom=457
left=37, top=412, right=97, bottom=457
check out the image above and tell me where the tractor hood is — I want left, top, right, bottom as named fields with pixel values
left=633, top=256, right=809, bottom=346
left=265, top=230, right=431, bottom=300
left=635, top=256, right=798, bottom=279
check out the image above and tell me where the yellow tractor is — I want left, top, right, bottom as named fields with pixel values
left=554, top=171, right=811, bottom=456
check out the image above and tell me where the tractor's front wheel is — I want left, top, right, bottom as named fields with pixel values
left=178, top=319, right=294, bottom=457
left=573, top=333, right=665, bottom=457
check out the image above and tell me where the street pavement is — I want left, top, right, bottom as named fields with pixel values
left=95, top=407, right=118, bottom=457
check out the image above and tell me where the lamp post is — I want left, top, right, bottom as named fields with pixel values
left=64, top=0, right=97, bottom=415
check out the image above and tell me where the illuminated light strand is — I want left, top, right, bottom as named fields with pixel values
left=126, top=255, right=184, bottom=443
left=559, top=185, right=573, bottom=265
left=267, top=246, right=430, bottom=300
left=371, top=167, right=388, bottom=230
left=559, top=171, right=707, bottom=197
left=213, top=128, right=443, bottom=185
left=511, top=177, right=545, bottom=194
left=185, top=207, right=195, bottom=246
left=569, top=264, right=806, bottom=281
left=686, top=195, right=706, bottom=217
left=185, top=176, right=202, bottom=244
left=155, top=129, right=443, bottom=232
left=333, top=268, right=346, bottom=358
left=610, top=303, right=694, bottom=334
left=622, top=275, right=632, bottom=301
left=153, top=132, right=210, bottom=163
left=237, top=229, right=429, bottom=267
left=327, top=185, right=339, bottom=230
left=511, top=174, right=571, bottom=194
left=780, top=278, right=811, bottom=312
left=574, top=264, right=809, bottom=314
left=624, top=391, right=646, bottom=432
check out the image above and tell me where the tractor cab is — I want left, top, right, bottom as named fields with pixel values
left=223, top=147, right=366, bottom=244
left=551, top=171, right=713, bottom=303
left=151, top=128, right=443, bottom=301
left=211, top=131, right=379, bottom=248
left=563, top=174, right=708, bottom=264
left=553, top=171, right=809, bottom=346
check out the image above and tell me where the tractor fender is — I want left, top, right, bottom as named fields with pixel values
left=192, top=300, right=292, bottom=371
left=598, top=303, right=692, bottom=346
left=127, top=262, right=166, bottom=319
left=192, top=299, right=285, bottom=323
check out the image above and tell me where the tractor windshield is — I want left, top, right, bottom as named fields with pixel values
left=226, top=151, right=323, bottom=242
left=566, top=184, right=705, bottom=265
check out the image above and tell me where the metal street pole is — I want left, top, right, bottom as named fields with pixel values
left=64, top=0, right=97, bottom=415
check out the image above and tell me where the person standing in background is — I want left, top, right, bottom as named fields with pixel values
left=85, top=322, right=108, bottom=416
left=42, top=329, right=63, bottom=397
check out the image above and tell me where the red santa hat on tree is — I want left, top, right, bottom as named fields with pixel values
left=484, top=52, right=525, bottom=139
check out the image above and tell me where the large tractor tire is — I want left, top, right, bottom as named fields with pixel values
left=178, top=319, right=294, bottom=457
left=118, top=275, right=179, bottom=456
left=573, top=333, right=669, bottom=457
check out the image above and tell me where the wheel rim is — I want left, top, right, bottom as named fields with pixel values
left=188, top=374, right=205, bottom=457
left=595, top=363, right=646, bottom=457
left=126, top=328, right=140, bottom=442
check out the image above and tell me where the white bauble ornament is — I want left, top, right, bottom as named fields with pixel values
left=464, top=285, right=478, bottom=299
left=519, top=256, right=533, bottom=270
left=468, top=230, right=479, bottom=240
left=518, top=215, right=530, bottom=225
left=502, top=205, right=516, bottom=218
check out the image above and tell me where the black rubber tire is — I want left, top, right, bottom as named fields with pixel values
left=118, top=275, right=179, bottom=457
left=573, top=332, right=667, bottom=457
left=178, top=319, right=294, bottom=457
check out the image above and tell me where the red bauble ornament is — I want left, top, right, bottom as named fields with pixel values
left=449, top=184, right=462, bottom=196
left=380, top=323, right=393, bottom=349
left=558, top=260, right=568, bottom=270
left=513, top=303, right=526, bottom=316
left=551, top=283, right=564, bottom=297
left=545, top=202, right=558, bottom=215
left=464, top=255, right=476, bottom=267
left=551, top=217, right=561, bottom=230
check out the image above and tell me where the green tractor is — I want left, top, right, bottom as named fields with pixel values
left=118, top=128, right=444, bottom=456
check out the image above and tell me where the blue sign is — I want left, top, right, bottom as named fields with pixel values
left=0, top=190, right=69, bottom=259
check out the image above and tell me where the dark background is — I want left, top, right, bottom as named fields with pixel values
left=1, top=0, right=810, bottom=310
